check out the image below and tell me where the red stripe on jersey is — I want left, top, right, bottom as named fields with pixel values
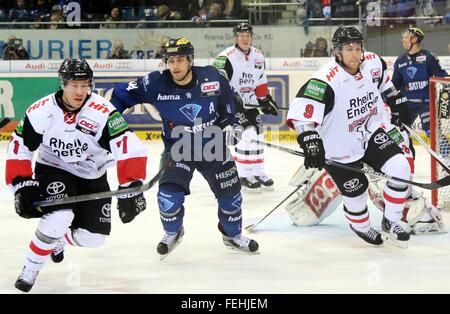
left=345, top=215, right=369, bottom=224
left=233, top=157, right=264, bottom=164
left=407, top=157, right=415, bottom=173
left=285, top=118, right=297, bottom=130
left=383, top=191, right=406, bottom=204
left=5, top=159, right=33, bottom=185
left=254, top=83, right=268, bottom=97
left=65, top=233, right=74, bottom=246
left=117, top=157, right=147, bottom=185
left=29, top=241, right=52, bottom=256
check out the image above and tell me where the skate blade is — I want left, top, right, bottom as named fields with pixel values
left=261, top=185, right=274, bottom=191
left=382, top=232, right=409, bottom=249
left=241, top=187, right=261, bottom=194
left=410, top=228, right=447, bottom=236
left=224, top=245, right=261, bottom=254
left=159, top=236, right=184, bottom=261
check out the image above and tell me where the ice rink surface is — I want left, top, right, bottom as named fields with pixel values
left=1, top=140, right=450, bottom=294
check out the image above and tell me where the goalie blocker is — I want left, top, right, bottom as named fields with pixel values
left=285, top=165, right=445, bottom=235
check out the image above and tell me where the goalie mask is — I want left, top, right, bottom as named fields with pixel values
left=285, top=165, right=341, bottom=226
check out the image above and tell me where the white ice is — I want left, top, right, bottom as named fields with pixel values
left=1, top=140, right=450, bottom=294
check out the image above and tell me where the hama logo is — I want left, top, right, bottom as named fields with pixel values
left=180, top=104, right=202, bottom=122
left=201, top=81, right=220, bottom=93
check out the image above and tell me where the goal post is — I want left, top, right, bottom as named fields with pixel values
left=430, top=76, right=450, bottom=210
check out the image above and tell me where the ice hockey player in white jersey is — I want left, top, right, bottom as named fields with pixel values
left=5, top=59, right=148, bottom=293
left=287, top=26, right=414, bottom=248
left=214, top=22, right=279, bottom=192
left=285, top=113, right=445, bottom=235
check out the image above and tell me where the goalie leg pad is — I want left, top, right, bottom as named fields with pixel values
left=285, top=166, right=341, bottom=226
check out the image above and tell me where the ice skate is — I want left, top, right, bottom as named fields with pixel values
left=157, top=227, right=184, bottom=260
left=349, top=225, right=383, bottom=245
left=381, top=217, right=410, bottom=248
left=255, top=175, right=274, bottom=191
left=15, top=267, right=39, bottom=293
left=240, top=176, right=261, bottom=193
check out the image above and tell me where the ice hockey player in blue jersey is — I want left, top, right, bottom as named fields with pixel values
left=392, top=27, right=448, bottom=134
left=110, top=37, right=259, bottom=258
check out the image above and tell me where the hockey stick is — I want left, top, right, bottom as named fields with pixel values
left=250, top=139, right=450, bottom=190
left=402, top=123, right=450, bottom=175
left=0, top=118, right=11, bottom=129
left=33, top=166, right=164, bottom=210
left=245, top=183, right=304, bottom=232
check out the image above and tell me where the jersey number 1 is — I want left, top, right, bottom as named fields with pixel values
left=116, top=136, right=128, bottom=154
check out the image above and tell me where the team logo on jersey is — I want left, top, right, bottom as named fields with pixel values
left=64, top=111, right=77, bottom=125
left=157, top=197, right=174, bottom=212
left=76, top=117, right=99, bottom=136
left=406, top=66, right=417, bottom=79
left=47, top=181, right=66, bottom=195
left=180, top=104, right=202, bottom=122
left=201, top=81, right=220, bottom=97
left=186, top=92, right=192, bottom=99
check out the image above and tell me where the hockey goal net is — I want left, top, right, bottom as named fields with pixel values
left=430, top=76, right=450, bottom=210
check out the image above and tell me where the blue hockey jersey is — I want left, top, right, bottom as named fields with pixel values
left=110, top=65, right=237, bottom=159
left=392, top=49, right=448, bottom=104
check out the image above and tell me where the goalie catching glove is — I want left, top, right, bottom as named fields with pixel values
left=117, top=181, right=147, bottom=223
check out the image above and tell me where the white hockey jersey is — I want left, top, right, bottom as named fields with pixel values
left=287, top=52, right=394, bottom=163
left=6, top=91, right=148, bottom=187
left=214, top=45, right=268, bottom=106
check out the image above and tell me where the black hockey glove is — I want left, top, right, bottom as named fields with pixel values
left=12, top=176, right=43, bottom=219
left=297, top=131, right=326, bottom=170
left=258, top=94, right=279, bottom=116
left=386, top=92, right=411, bottom=127
left=117, top=181, right=147, bottom=224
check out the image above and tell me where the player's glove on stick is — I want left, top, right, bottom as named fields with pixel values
left=117, top=181, right=147, bottom=223
left=12, top=176, right=43, bottom=219
left=258, top=94, right=279, bottom=116
left=297, top=131, right=326, bottom=170
left=386, top=93, right=411, bottom=127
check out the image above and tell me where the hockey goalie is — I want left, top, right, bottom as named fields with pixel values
left=285, top=111, right=446, bottom=235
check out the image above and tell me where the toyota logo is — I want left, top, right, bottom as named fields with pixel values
left=47, top=181, right=66, bottom=195
left=343, top=178, right=360, bottom=190
left=101, top=204, right=111, bottom=217
left=374, top=133, right=389, bottom=144
left=46, top=62, right=61, bottom=70
left=114, top=61, right=133, bottom=70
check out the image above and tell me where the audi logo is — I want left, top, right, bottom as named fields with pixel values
left=343, top=178, right=360, bottom=190
left=101, top=203, right=111, bottom=217
left=47, top=181, right=66, bottom=195
left=114, top=61, right=133, bottom=70
left=374, top=133, right=389, bottom=144
left=46, top=62, right=61, bottom=70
